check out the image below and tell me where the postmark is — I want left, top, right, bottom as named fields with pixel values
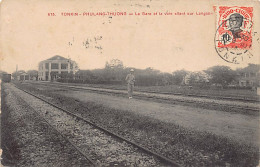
left=214, top=6, right=254, bottom=64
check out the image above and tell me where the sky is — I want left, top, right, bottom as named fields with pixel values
left=0, top=0, right=259, bottom=74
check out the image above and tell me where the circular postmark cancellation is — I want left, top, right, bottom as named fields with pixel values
left=214, top=6, right=254, bottom=64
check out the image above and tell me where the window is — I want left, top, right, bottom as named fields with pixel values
left=61, top=63, right=68, bottom=69
left=250, top=73, right=256, bottom=77
left=45, top=63, right=49, bottom=69
left=51, top=63, right=59, bottom=69
left=61, top=71, right=68, bottom=75
left=249, top=81, right=254, bottom=86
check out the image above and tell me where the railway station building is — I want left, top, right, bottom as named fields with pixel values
left=38, top=55, right=77, bottom=81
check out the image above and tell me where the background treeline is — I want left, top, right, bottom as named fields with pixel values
left=1, top=59, right=259, bottom=89
left=56, top=59, right=259, bottom=88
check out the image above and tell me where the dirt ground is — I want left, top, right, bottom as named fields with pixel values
left=59, top=90, right=259, bottom=146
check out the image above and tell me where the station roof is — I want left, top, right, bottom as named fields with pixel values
left=39, top=55, right=76, bottom=65
left=46, top=55, right=69, bottom=61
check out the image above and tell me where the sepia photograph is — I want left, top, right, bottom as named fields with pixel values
left=0, top=0, right=259, bottom=166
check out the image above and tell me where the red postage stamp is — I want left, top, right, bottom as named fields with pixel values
left=214, top=6, right=254, bottom=64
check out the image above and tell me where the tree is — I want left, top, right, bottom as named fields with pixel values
left=172, top=70, right=189, bottom=85
left=143, top=67, right=160, bottom=75
left=161, top=73, right=173, bottom=85
left=186, top=72, right=210, bottom=86
left=27, top=70, right=38, bottom=79
left=104, top=59, right=125, bottom=81
left=236, top=64, right=260, bottom=76
left=72, top=61, right=80, bottom=73
left=205, top=66, right=236, bottom=86
left=106, top=59, right=124, bottom=69
left=133, top=67, right=163, bottom=86
left=75, top=70, right=95, bottom=81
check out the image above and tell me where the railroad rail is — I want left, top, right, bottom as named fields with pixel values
left=15, top=89, right=96, bottom=166
left=27, top=81, right=259, bottom=103
left=84, top=86, right=259, bottom=103
left=20, top=82, right=260, bottom=112
left=14, top=85, right=182, bottom=167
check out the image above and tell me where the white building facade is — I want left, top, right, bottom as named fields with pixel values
left=38, top=55, right=77, bottom=81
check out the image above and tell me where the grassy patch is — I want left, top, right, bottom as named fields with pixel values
left=79, top=101, right=258, bottom=166
left=55, top=82, right=258, bottom=100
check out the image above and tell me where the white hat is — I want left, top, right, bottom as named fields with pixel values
left=130, top=69, right=134, bottom=72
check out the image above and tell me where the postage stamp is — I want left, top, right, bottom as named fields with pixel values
left=214, top=6, right=254, bottom=64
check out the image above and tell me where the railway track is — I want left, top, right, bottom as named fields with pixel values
left=28, top=81, right=259, bottom=103
left=21, top=82, right=260, bottom=112
left=14, top=84, right=181, bottom=167
left=82, top=86, right=259, bottom=103
left=14, top=88, right=96, bottom=166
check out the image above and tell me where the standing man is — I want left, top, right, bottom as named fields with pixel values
left=125, top=69, right=135, bottom=99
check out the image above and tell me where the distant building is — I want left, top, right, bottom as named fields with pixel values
left=38, top=55, right=77, bottom=81
left=237, top=64, right=260, bottom=87
left=17, top=72, right=29, bottom=81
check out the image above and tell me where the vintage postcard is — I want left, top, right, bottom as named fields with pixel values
left=0, top=0, right=259, bottom=166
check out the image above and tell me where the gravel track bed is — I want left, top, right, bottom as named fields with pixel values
left=10, top=84, right=170, bottom=167
left=2, top=84, right=92, bottom=167
left=12, top=83, right=259, bottom=166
